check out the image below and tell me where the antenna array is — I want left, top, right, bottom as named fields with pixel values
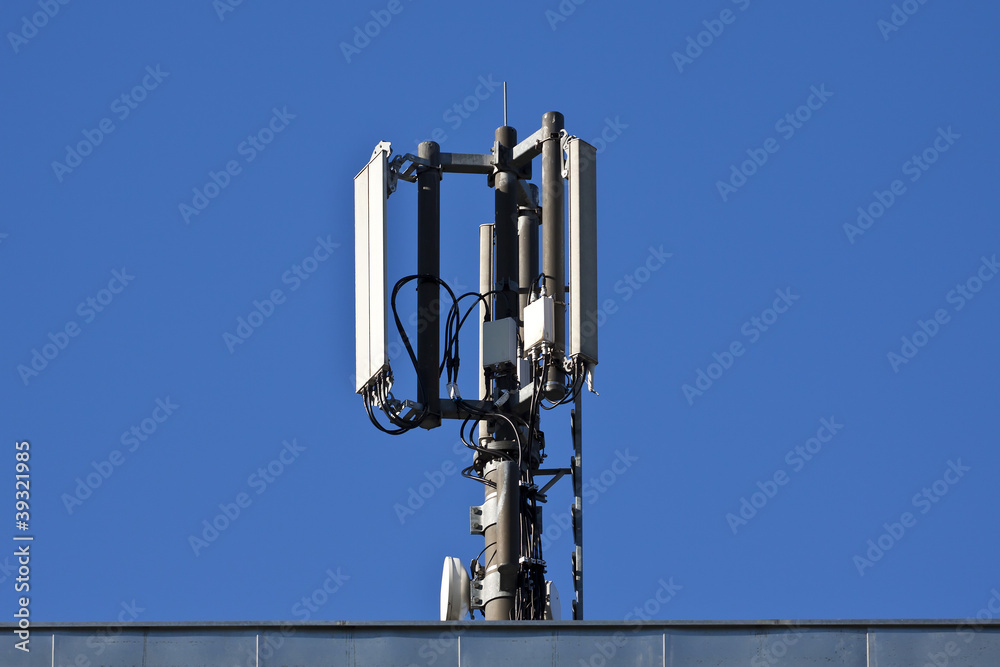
left=354, top=104, right=598, bottom=621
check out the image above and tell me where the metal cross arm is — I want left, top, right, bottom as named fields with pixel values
left=535, top=467, right=572, bottom=496
left=438, top=152, right=493, bottom=175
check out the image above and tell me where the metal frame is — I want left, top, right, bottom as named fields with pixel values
left=355, top=111, right=598, bottom=622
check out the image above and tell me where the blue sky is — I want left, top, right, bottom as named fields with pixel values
left=2, top=0, right=998, bottom=624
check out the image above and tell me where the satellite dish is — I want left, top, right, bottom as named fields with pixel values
left=544, top=581, right=560, bottom=620
left=440, top=557, right=470, bottom=621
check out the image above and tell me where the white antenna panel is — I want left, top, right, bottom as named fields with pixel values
left=354, top=142, right=391, bottom=393
left=568, top=138, right=598, bottom=365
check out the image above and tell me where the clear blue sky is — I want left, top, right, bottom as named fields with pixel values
left=2, top=0, right=998, bottom=624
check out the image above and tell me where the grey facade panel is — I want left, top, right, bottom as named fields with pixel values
left=667, top=627, right=867, bottom=665
left=870, top=627, right=1000, bottom=667
left=3, top=621, right=999, bottom=666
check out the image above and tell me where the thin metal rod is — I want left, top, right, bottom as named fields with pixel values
left=417, top=141, right=441, bottom=428
left=503, top=82, right=507, bottom=127
left=571, top=394, right=584, bottom=620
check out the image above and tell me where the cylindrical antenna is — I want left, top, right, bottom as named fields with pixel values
left=541, top=111, right=566, bottom=398
left=503, top=82, right=508, bottom=127
left=416, top=141, right=442, bottom=428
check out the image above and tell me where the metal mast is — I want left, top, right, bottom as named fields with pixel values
left=354, top=106, right=598, bottom=621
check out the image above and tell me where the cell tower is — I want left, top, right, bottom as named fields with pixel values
left=354, top=97, right=598, bottom=621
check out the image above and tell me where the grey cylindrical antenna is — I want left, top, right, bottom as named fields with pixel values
left=518, top=196, right=539, bottom=339
left=417, top=141, right=441, bottom=428
left=493, top=125, right=519, bottom=411
left=541, top=111, right=566, bottom=397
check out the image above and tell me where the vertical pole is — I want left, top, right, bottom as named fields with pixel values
left=485, top=459, right=520, bottom=621
left=486, top=125, right=521, bottom=621
left=541, top=112, right=566, bottom=398
left=417, top=141, right=441, bottom=428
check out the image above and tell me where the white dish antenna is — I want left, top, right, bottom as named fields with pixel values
left=440, top=557, right=470, bottom=621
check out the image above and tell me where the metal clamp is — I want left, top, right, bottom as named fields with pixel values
left=470, top=492, right=498, bottom=535
left=560, top=130, right=575, bottom=179
left=470, top=567, right=515, bottom=609
left=388, top=153, right=430, bottom=185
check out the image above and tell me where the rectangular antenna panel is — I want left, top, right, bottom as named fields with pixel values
left=568, top=138, right=598, bottom=365
left=354, top=142, right=391, bottom=393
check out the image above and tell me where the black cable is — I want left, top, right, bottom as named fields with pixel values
left=459, top=417, right=512, bottom=461
left=462, top=465, right=495, bottom=488
left=480, top=288, right=518, bottom=318
left=375, top=274, right=458, bottom=431
left=540, top=359, right=584, bottom=410
left=362, top=382, right=410, bottom=435
left=442, top=293, right=491, bottom=385
left=533, top=272, right=555, bottom=292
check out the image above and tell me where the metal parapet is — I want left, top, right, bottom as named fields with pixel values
left=4, top=619, right=1000, bottom=666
